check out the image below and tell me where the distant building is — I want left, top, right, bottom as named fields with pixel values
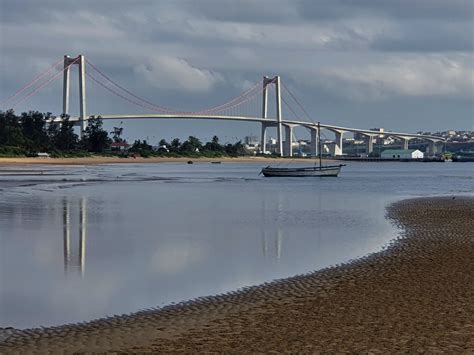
left=110, top=142, right=130, bottom=152
left=153, top=145, right=169, bottom=153
left=244, top=135, right=259, bottom=145
left=381, top=149, right=424, bottom=160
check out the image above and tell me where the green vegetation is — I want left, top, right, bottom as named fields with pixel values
left=128, top=135, right=247, bottom=158
left=0, top=110, right=250, bottom=158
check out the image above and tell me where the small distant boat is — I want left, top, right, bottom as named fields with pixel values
left=187, top=160, right=194, bottom=164
left=260, top=164, right=344, bottom=177
left=260, top=122, right=345, bottom=178
left=211, top=161, right=222, bottom=164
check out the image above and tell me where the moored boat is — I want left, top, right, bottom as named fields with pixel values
left=260, top=164, right=344, bottom=177
left=260, top=122, right=345, bottom=178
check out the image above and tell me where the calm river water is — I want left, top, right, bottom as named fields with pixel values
left=0, top=161, right=472, bottom=328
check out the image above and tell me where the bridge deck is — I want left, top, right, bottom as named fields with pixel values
left=50, top=114, right=443, bottom=141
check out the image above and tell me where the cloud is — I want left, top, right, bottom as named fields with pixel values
left=0, top=0, right=472, bottom=132
left=297, top=0, right=474, bottom=21
left=316, top=55, right=474, bottom=101
left=134, top=56, right=223, bottom=92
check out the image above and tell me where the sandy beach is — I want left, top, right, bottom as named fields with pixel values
left=1, top=196, right=473, bottom=353
left=0, top=156, right=324, bottom=166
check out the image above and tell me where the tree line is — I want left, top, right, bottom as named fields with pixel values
left=130, top=135, right=246, bottom=158
left=0, top=110, right=248, bottom=158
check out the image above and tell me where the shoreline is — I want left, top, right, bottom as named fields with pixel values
left=1, top=196, right=473, bottom=352
left=1, top=156, right=469, bottom=167
left=0, top=156, right=335, bottom=166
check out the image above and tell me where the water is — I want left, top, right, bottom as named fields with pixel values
left=0, top=161, right=472, bottom=328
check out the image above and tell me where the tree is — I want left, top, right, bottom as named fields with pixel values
left=159, top=138, right=169, bottom=147
left=129, top=139, right=153, bottom=157
left=188, top=136, right=202, bottom=150
left=180, top=135, right=202, bottom=153
left=47, top=121, right=60, bottom=147
left=82, top=116, right=111, bottom=153
left=203, top=135, right=224, bottom=152
left=130, top=139, right=152, bottom=152
left=54, top=115, right=78, bottom=151
left=170, top=138, right=181, bottom=152
left=111, top=126, right=124, bottom=143
left=0, top=110, right=24, bottom=147
left=20, top=111, right=50, bottom=152
left=225, top=140, right=246, bottom=157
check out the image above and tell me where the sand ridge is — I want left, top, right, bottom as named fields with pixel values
left=1, top=196, right=473, bottom=353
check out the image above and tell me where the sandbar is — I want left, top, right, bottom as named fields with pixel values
left=1, top=196, right=473, bottom=353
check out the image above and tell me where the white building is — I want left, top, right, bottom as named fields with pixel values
left=381, top=149, right=424, bottom=160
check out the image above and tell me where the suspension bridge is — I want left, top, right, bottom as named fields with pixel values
left=0, top=54, right=445, bottom=156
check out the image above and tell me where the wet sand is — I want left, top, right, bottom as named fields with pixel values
left=1, top=196, right=473, bottom=353
left=0, top=156, right=324, bottom=166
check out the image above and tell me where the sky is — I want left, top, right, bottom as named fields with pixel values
left=0, top=0, right=473, bottom=143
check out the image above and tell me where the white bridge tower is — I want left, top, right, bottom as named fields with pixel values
left=62, top=55, right=87, bottom=137
left=261, top=76, right=283, bottom=156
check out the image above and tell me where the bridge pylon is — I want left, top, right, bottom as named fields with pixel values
left=63, top=55, right=87, bottom=138
left=261, top=76, right=283, bottom=156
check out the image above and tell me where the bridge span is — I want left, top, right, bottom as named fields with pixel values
left=22, top=54, right=444, bottom=157
left=58, top=113, right=445, bottom=157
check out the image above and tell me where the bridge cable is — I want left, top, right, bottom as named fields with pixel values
left=88, top=68, right=266, bottom=118
left=281, top=83, right=314, bottom=123
left=86, top=72, right=165, bottom=113
left=8, top=58, right=80, bottom=109
left=0, top=58, right=64, bottom=109
left=86, top=59, right=262, bottom=115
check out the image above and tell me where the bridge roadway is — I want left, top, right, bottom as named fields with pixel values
left=54, top=114, right=445, bottom=156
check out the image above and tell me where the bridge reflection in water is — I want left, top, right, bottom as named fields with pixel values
left=62, top=197, right=87, bottom=276
left=60, top=194, right=287, bottom=276
left=260, top=195, right=285, bottom=263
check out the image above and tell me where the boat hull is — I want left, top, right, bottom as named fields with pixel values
left=261, top=165, right=344, bottom=177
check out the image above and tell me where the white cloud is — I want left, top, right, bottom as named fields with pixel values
left=316, top=55, right=474, bottom=101
left=134, top=56, right=223, bottom=92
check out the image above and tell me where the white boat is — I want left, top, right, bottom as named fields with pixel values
left=260, top=164, right=344, bottom=177
left=260, top=122, right=345, bottom=178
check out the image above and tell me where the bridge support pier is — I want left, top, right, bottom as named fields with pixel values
left=261, top=123, right=268, bottom=154
left=309, top=127, right=318, bottom=157
left=331, top=131, right=343, bottom=156
left=401, top=138, right=409, bottom=150
left=283, top=125, right=294, bottom=157
left=427, top=141, right=443, bottom=156
left=366, top=135, right=374, bottom=155
left=275, top=76, right=283, bottom=157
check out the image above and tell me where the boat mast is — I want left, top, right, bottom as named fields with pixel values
left=318, top=122, right=322, bottom=169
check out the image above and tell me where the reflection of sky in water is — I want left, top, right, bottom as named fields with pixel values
left=0, top=162, right=472, bottom=328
